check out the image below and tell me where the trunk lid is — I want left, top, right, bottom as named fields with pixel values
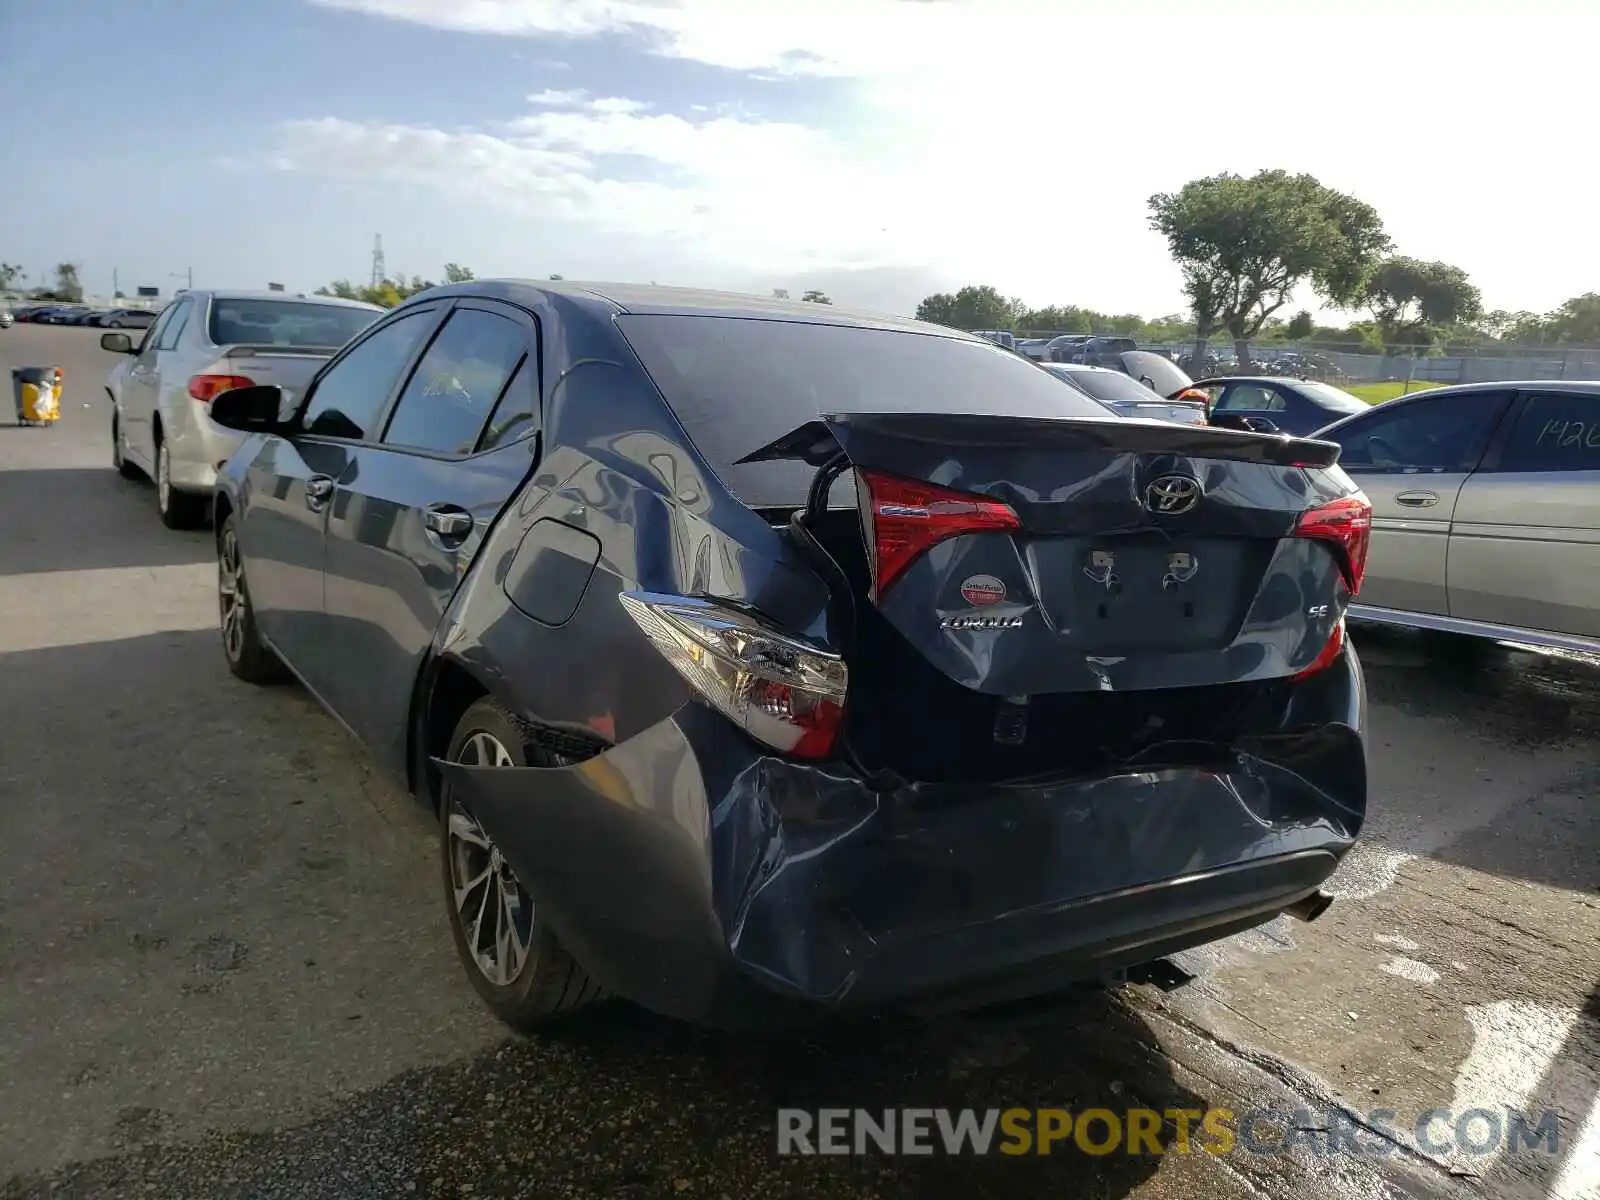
left=742, top=412, right=1361, bottom=695
left=206, top=345, right=342, bottom=406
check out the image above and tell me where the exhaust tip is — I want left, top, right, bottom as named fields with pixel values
left=1284, top=890, right=1334, bottom=923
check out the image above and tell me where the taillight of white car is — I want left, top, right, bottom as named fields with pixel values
left=619, top=592, right=848, bottom=759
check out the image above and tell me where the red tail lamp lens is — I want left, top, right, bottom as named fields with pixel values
left=857, top=470, right=1021, bottom=601
left=188, top=374, right=256, bottom=402
left=1295, top=493, right=1372, bottom=595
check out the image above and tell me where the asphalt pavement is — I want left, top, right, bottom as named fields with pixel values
left=0, top=324, right=1595, bottom=1200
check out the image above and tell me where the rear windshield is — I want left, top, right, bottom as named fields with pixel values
left=617, top=315, right=1112, bottom=508
left=208, top=298, right=381, bottom=349
left=1298, top=381, right=1369, bottom=415
left=1046, top=366, right=1163, bottom=406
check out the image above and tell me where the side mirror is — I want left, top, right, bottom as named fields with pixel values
left=100, top=332, right=134, bottom=354
left=208, top=384, right=289, bottom=433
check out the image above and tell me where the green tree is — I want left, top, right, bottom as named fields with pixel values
left=1365, top=256, right=1482, bottom=350
left=53, top=262, right=83, bottom=302
left=316, top=264, right=475, bottom=308
left=1017, top=305, right=1094, bottom=334
left=1543, top=292, right=1600, bottom=345
left=801, top=289, right=832, bottom=304
left=443, top=263, right=475, bottom=283
left=1149, top=169, right=1390, bottom=369
left=916, top=285, right=1023, bottom=330
left=0, top=262, right=22, bottom=292
left=1285, top=310, right=1315, bottom=341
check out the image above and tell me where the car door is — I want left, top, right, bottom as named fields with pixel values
left=319, top=300, right=542, bottom=767
left=120, top=300, right=183, bottom=469
left=1446, top=389, right=1600, bottom=641
left=238, top=305, right=444, bottom=695
left=1320, top=390, right=1514, bottom=616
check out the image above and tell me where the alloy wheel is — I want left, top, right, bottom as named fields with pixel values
left=445, top=733, right=534, bottom=987
left=218, top=527, right=247, bottom=662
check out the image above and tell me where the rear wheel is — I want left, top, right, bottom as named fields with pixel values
left=156, top=437, right=208, bottom=529
left=217, top=514, right=288, bottom=684
left=440, top=697, right=606, bottom=1031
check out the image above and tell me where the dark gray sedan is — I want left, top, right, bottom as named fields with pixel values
left=209, top=281, right=1372, bottom=1030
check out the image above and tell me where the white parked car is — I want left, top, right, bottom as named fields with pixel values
left=103, top=290, right=384, bottom=527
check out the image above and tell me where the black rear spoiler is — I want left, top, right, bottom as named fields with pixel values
left=736, top=412, right=1341, bottom=470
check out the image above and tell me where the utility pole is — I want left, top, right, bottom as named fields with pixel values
left=370, top=235, right=385, bottom=289
left=113, top=267, right=119, bottom=300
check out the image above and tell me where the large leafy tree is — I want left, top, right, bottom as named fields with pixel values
left=53, top=262, right=83, bottom=302
left=1365, top=256, right=1482, bottom=350
left=801, top=289, right=832, bottom=304
left=1148, top=170, right=1391, bottom=369
left=915, top=284, right=1023, bottom=330
left=1544, top=292, right=1600, bottom=345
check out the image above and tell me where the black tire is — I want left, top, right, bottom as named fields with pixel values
left=108, top=320, right=124, bottom=328
left=217, top=513, right=289, bottom=684
left=440, top=697, right=606, bottom=1031
left=112, top=410, right=142, bottom=480
left=155, top=436, right=208, bottom=529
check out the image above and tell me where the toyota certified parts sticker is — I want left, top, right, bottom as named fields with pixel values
left=959, top=575, right=1006, bottom=607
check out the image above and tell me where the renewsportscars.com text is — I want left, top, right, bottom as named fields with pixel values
left=776, top=1106, right=1564, bottom=1158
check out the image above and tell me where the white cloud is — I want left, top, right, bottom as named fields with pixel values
left=526, top=87, right=589, bottom=107
left=527, top=89, right=652, bottom=114
left=296, top=0, right=1600, bottom=314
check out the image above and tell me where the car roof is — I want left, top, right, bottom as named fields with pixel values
left=196, top=289, right=386, bottom=310
left=1041, top=362, right=1119, bottom=374
left=1312, top=379, right=1600, bottom=437
left=416, top=279, right=963, bottom=339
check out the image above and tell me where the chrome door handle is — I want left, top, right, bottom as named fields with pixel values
left=423, top=506, right=473, bottom=540
left=305, top=476, right=334, bottom=510
left=1395, top=491, right=1439, bottom=507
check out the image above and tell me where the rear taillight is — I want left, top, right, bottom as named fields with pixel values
left=1295, top=493, right=1372, bottom=595
left=857, top=469, right=1021, bottom=601
left=618, top=592, right=847, bottom=760
left=188, top=374, right=255, bottom=402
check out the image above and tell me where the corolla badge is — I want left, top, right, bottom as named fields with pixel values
left=959, top=575, right=1007, bottom=607
left=1144, top=474, right=1203, bottom=515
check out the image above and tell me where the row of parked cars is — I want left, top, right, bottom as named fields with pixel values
left=8, top=302, right=159, bottom=327
left=99, top=281, right=1597, bottom=1037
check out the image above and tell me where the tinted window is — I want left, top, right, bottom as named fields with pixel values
left=382, top=309, right=529, bottom=455
left=1497, top=392, right=1600, bottom=472
left=618, top=315, right=1113, bottom=507
left=1297, top=381, right=1368, bottom=416
left=301, top=310, right=433, bottom=441
left=209, top=298, right=380, bottom=350
left=477, top=359, right=540, bottom=452
left=1331, top=391, right=1509, bottom=473
left=137, top=303, right=179, bottom=353
left=158, top=299, right=193, bottom=350
left=1217, top=383, right=1285, bottom=412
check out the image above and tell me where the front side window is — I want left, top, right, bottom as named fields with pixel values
left=1330, top=392, right=1510, bottom=473
left=1496, top=392, right=1600, bottom=472
left=382, top=309, right=531, bottom=455
left=138, top=302, right=180, bottom=354
left=300, top=310, right=434, bottom=441
left=1217, top=383, right=1283, bottom=412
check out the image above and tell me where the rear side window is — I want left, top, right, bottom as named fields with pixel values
left=1497, top=392, right=1600, bottom=472
left=617, top=315, right=1113, bottom=507
left=209, top=299, right=381, bottom=350
left=157, top=298, right=193, bottom=350
left=1047, top=368, right=1157, bottom=407
left=382, top=309, right=530, bottom=455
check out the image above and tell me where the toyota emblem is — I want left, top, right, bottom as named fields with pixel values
left=1144, top=474, right=1203, bottom=515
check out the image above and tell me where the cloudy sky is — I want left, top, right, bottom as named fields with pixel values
left=3, top=0, right=1595, bottom=316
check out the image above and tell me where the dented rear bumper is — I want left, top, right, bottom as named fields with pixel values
left=432, top=648, right=1366, bottom=1028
